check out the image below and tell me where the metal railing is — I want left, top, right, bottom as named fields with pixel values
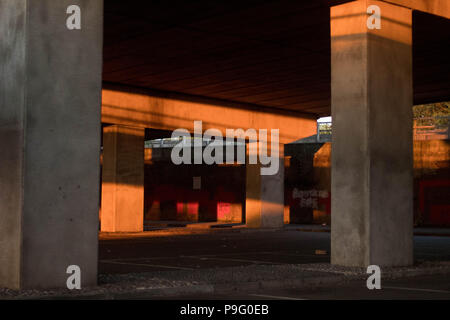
left=317, top=121, right=332, bottom=142
left=315, top=116, right=449, bottom=142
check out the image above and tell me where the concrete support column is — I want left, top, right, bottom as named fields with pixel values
left=330, top=0, right=413, bottom=266
left=246, top=142, right=285, bottom=228
left=0, top=1, right=103, bottom=289
left=101, top=125, right=145, bottom=232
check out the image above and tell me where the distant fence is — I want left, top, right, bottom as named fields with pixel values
left=414, top=116, right=450, bottom=140
left=316, top=116, right=449, bottom=142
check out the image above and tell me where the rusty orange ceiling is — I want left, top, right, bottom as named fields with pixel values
left=103, top=0, right=450, bottom=117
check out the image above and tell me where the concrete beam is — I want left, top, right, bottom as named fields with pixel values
left=101, top=125, right=145, bottom=232
left=0, top=0, right=103, bottom=289
left=102, top=85, right=317, bottom=145
left=381, top=0, right=450, bottom=19
left=330, top=0, right=413, bottom=267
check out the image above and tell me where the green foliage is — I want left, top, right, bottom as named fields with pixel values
left=413, top=102, right=450, bottom=129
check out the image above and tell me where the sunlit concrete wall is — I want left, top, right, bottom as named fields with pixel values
left=101, top=84, right=317, bottom=145
left=381, top=0, right=450, bottom=19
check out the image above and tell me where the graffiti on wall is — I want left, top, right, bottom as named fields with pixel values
left=292, top=188, right=331, bottom=213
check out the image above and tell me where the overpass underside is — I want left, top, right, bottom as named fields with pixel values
left=0, top=0, right=449, bottom=289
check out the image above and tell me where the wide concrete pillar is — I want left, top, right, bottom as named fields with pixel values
left=330, top=0, right=413, bottom=266
left=101, top=125, right=145, bottom=232
left=0, top=1, right=103, bottom=289
left=246, top=143, right=285, bottom=228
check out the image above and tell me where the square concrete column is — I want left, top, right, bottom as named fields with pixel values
left=246, top=142, right=285, bottom=228
left=101, top=125, right=145, bottom=232
left=330, top=0, right=413, bottom=267
left=0, top=1, right=103, bottom=289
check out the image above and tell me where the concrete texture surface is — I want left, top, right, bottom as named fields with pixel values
left=331, top=0, right=413, bottom=267
left=0, top=0, right=27, bottom=291
left=246, top=159, right=285, bottom=228
left=0, top=0, right=103, bottom=289
left=381, top=0, right=450, bottom=19
left=102, top=84, right=317, bottom=146
left=101, top=125, right=145, bottom=232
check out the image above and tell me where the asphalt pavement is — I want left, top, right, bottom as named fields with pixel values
left=99, top=228, right=450, bottom=274
left=156, top=273, right=450, bottom=300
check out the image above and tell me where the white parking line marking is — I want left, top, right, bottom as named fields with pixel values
left=249, top=294, right=308, bottom=300
left=194, top=256, right=283, bottom=265
left=100, top=250, right=329, bottom=268
left=100, top=260, right=195, bottom=271
left=383, top=286, right=450, bottom=294
left=259, top=251, right=329, bottom=258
